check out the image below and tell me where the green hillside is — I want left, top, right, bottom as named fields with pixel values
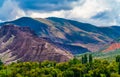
left=77, top=49, right=120, bottom=62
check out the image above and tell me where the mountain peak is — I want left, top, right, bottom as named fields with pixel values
left=17, top=17, right=34, bottom=20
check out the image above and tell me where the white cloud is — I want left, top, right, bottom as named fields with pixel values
left=0, top=0, right=26, bottom=21
left=65, top=0, right=120, bottom=26
left=68, top=0, right=109, bottom=19
left=0, top=0, right=120, bottom=26
left=28, top=0, right=120, bottom=26
left=0, top=20, right=4, bottom=23
left=28, top=10, right=66, bottom=18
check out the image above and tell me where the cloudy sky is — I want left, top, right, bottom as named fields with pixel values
left=0, top=0, right=120, bottom=26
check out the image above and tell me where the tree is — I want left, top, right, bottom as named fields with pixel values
left=0, top=59, right=3, bottom=70
left=82, top=54, right=88, bottom=64
left=82, top=56, right=84, bottom=64
left=69, top=57, right=80, bottom=65
left=41, top=60, right=56, bottom=68
left=16, top=73, right=23, bottom=77
left=111, top=73, right=120, bottom=77
left=62, top=70, right=74, bottom=77
left=89, top=54, right=93, bottom=63
left=116, top=55, right=120, bottom=62
left=70, top=67, right=83, bottom=77
left=0, top=59, right=3, bottom=65
left=116, top=55, right=120, bottom=74
left=56, top=62, right=69, bottom=71
left=119, top=62, right=120, bottom=75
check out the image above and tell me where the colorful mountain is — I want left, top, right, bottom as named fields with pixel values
left=0, top=24, right=73, bottom=64
left=1, top=17, right=120, bottom=53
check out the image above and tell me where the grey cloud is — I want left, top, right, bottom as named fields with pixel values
left=14, top=0, right=79, bottom=11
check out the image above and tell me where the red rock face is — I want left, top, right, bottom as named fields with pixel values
left=0, top=25, right=73, bottom=63
left=103, top=43, right=120, bottom=52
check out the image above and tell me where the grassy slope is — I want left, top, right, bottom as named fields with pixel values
left=77, top=49, right=120, bottom=61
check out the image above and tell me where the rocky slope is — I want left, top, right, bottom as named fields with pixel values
left=103, top=43, right=120, bottom=52
left=0, top=25, right=73, bottom=64
left=1, top=17, right=120, bottom=53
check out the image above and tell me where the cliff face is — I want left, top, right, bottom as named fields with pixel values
left=103, top=43, right=120, bottom=52
left=0, top=25, right=73, bottom=64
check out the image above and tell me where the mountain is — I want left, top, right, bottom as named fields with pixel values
left=1, top=17, right=120, bottom=53
left=0, top=24, right=73, bottom=64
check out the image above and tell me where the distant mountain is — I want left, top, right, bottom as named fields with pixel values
left=1, top=17, right=120, bottom=53
left=0, top=24, right=73, bottom=64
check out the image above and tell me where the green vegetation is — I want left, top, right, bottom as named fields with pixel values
left=0, top=54, right=120, bottom=77
left=81, top=54, right=93, bottom=64
left=116, top=55, right=120, bottom=74
left=77, top=49, right=120, bottom=62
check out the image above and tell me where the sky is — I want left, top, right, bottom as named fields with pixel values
left=0, top=0, right=120, bottom=26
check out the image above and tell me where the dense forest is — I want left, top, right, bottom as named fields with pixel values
left=0, top=54, right=120, bottom=77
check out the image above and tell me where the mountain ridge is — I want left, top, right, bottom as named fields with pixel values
left=1, top=17, right=120, bottom=53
